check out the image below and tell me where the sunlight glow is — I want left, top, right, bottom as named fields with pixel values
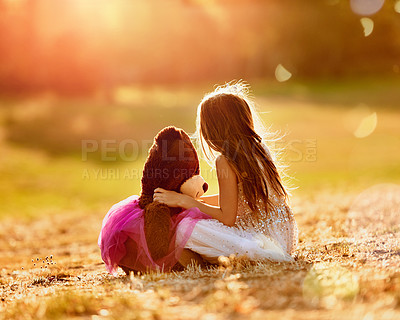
left=192, top=0, right=229, bottom=31
left=360, top=17, right=374, bottom=37
left=350, top=0, right=385, bottom=16
left=66, top=0, right=130, bottom=32
left=354, top=112, right=377, bottom=138
left=275, top=64, right=292, bottom=82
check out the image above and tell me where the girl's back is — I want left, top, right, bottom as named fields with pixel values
left=157, top=81, right=298, bottom=264
left=236, top=179, right=298, bottom=254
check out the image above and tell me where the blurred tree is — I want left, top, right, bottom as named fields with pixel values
left=0, top=0, right=399, bottom=96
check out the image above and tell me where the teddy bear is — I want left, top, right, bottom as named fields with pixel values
left=136, top=126, right=209, bottom=262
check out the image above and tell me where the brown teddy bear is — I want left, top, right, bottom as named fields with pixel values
left=118, top=126, right=208, bottom=273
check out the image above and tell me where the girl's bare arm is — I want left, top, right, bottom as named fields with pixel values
left=153, top=156, right=238, bottom=226
left=199, top=194, right=219, bottom=206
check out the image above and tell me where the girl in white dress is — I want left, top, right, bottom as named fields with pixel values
left=154, top=82, right=298, bottom=264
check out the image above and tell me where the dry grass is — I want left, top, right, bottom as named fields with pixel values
left=1, top=81, right=399, bottom=318
left=1, top=187, right=399, bottom=320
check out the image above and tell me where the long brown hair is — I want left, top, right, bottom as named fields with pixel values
left=196, top=82, right=287, bottom=218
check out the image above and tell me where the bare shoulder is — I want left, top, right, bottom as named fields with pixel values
left=215, top=155, right=237, bottom=182
left=215, top=155, right=230, bottom=169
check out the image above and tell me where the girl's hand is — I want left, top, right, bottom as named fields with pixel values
left=153, top=188, right=194, bottom=208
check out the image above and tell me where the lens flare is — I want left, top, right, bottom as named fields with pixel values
left=275, top=64, right=292, bottom=82
left=354, top=111, right=377, bottom=138
left=360, top=17, right=374, bottom=37
left=350, top=0, right=385, bottom=16
left=303, top=264, right=359, bottom=306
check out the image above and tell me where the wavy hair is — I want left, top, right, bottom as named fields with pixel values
left=195, top=81, right=288, bottom=218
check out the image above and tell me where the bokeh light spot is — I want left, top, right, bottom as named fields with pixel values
left=303, top=264, right=359, bottom=306
left=360, top=17, right=374, bottom=37
left=114, top=86, right=142, bottom=105
left=354, top=111, right=377, bottom=138
left=275, top=64, right=292, bottom=82
left=343, top=104, right=369, bottom=133
left=350, top=0, right=385, bottom=16
left=395, top=1, right=400, bottom=13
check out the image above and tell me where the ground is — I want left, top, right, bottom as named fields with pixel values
left=1, top=187, right=399, bottom=320
left=0, top=79, right=399, bottom=319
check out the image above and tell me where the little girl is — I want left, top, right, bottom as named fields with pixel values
left=154, top=82, right=298, bottom=263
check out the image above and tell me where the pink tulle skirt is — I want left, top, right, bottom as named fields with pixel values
left=98, top=195, right=210, bottom=275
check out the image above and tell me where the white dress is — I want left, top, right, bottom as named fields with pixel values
left=176, top=182, right=298, bottom=263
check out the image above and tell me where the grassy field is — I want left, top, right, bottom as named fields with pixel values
left=0, top=78, right=399, bottom=319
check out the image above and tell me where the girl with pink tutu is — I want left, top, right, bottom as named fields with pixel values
left=98, top=126, right=211, bottom=275
left=99, top=81, right=298, bottom=275
left=98, top=194, right=210, bottom=275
